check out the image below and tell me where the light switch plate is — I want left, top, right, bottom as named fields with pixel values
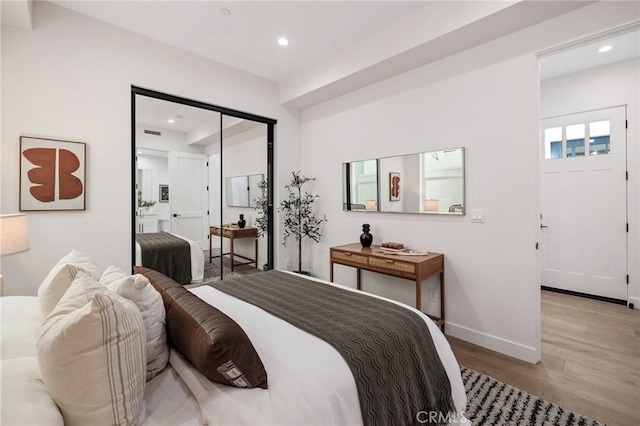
left=470, top=209, right=485, bottom=223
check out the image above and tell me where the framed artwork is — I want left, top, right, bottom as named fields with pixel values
left=389, top=172, right=401, bottom=201
left=20, top=136, right=86, bottom=211
left=159, top=184, right=169, bottom=203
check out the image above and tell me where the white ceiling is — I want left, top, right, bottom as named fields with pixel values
left=4, top=1, right=631, bottom=108
left=136, top=95, right=220, bottom=134
left=41, top=0, right=595, bottom=108
left=540, top=29, right=640, bottom=80
left=52, top=0, right=427, bottom=83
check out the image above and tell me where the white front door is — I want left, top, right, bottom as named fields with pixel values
left=170, top=151, right=208, bottom=249
left=540, top=106, right=627, bottom=300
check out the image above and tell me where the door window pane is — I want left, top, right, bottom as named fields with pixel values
left=589, top=120, right=610, bottom=156
left=566, top=124, right=585, bottom=157
left=544, top=127, right=562, bottom=159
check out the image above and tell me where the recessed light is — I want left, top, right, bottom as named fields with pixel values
left=168, top=119, right=175, bottom=123
left=598, top=45, right=612, bottom=53
left=278, top=37, right=289, bottom=46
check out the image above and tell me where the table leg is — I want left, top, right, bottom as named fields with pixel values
left=230, top=236, right=235, bottom=272
left=330, top=262, right=334, bottom=282
left=356, top=269, right=361, bottom=290
left=254, top=238, right=258, bottom=269
left=416, top=278, right=422, bottom=311
left=209, top=230, right=212, bottom=263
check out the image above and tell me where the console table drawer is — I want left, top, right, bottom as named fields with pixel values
left=369, top=257, right=415, bottom=274
left=332, top=250, right=368, bottom=266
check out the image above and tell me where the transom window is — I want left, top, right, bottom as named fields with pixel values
left=543, top=120, right=610, bottom=160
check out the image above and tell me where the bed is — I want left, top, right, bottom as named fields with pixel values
left=1, top=265, right=467, bottom=426
left=135, top=232, right=204, bottom=284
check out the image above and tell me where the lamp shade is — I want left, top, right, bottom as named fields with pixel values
left=365, top=200, right=377, bottom=211
left=0, top=214, right=30, bottom=256
left=424, top=199, right=440, bottom=212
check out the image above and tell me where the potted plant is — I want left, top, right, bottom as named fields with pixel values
left=279, top=171, right=327, bottom=275
left=137, top=190, right=156, bottom=214
left=253, top=179, right=269, bottom=238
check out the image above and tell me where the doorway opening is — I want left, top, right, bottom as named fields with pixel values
left=538, top=26, right=636, bottom=304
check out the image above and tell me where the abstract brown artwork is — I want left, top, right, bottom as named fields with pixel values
left=389, top=172, right=400, bottom=201
left=20, top=137, right=86, bottom=211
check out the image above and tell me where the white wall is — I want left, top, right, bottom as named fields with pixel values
left=0, top=2, right=301, bottom=295
left=299, top=3, right=639, bottom=362
left=136, top=154, right=170, bottom=222
left=302, top=55, right=541, bottom=363
left=541, top=57, right=640, bottom=308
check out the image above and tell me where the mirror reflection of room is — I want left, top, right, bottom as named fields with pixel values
left=343, top=147, right=465, bottom=214
left=220, top=116, right=268, bottom=271
left=133, top=90, right=274, bottom=285
left=226, top=174, right=264, bottom=208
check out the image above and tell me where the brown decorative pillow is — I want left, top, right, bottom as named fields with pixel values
left=134, top=267, right=268, bottom=389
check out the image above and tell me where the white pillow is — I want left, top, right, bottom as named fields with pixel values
left=37, top=249, right=103, bottom=318
left=101, top=265, right=169, bottom=380
left=99, top=264, right=129, bottom=286
left=37, top=271, right=146, bottom=426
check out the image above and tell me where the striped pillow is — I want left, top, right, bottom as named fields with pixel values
left=37, top=271, right=146, bottom=426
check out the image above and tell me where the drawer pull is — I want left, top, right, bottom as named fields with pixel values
left=344, top=252, right=352, bottom=256
left=385, top=259, right=394, bottom=264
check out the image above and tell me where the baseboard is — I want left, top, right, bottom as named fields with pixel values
left=628, top=296, right=640, bottom=309
left=446, top=322, right=539, bottom=364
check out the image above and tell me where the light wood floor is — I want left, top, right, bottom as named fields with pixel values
left=447, top=290, right=640, bottom=425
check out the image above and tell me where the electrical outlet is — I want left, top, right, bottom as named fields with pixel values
left=284, top=259, right=291, bottom=270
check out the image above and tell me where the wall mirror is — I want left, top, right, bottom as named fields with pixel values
left=225, top=173, right=264, bottom=207
left=342, top=147, right=465, bottom=215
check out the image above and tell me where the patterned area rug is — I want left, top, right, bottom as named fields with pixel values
left=184, top=260, right=241, bottom=288
left=462, top=367, right=603, bottom=425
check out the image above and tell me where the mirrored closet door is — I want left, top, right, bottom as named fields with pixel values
left=131, top=87, right=275, bottom=281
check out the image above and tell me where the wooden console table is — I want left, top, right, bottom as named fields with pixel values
left=330, top=243, right=445, bottom=329
left=209, top=225, right=258, bottom=272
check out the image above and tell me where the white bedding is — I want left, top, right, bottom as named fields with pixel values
left=135, top=232, right=204, bottom=283
left=0, top=273, right=467, bottom=426
left=0, top=296, right=202, bottom=426
left=174, top=272, right=467, bottom=425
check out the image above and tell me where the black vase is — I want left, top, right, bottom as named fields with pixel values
left=360, top=224, right=373, bottom=248
left=238, top=214, right=246, bottom=228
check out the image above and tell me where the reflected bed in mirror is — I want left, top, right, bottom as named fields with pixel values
left=226, top=173, right=264, bottom=208
left=342, top=147, right=465, bottom=215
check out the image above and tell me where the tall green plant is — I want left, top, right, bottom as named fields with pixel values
left=253, top=179, right=269, bottom=238
left=280, top=171, right=327, bottom=273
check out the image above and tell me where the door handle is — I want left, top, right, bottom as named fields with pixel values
left=540, top=224, right=548, bottom=229
left=173, top=213, right=181, bottom=217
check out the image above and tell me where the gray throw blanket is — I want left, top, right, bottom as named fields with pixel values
left=212, top=270, right=455, bottom=426
left=137, top=232, right=192, bottom=285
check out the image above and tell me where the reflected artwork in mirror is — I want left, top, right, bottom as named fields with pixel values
left=342, top=147, right=465, bottom=215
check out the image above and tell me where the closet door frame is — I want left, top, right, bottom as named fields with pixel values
left=130, top=86, right=277, bottom=273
